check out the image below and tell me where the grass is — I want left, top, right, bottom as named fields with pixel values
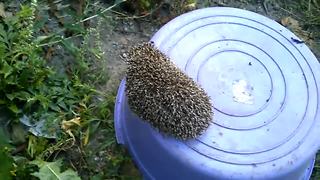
left=0, top=0, right=133, bottom=179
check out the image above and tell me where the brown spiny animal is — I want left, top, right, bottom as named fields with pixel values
left=125, top=42, right=213, bottom=140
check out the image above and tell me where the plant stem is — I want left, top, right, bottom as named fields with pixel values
left=38, top=34, right=83, bottom=47
left=38, top=0, right=127, bottom=47
left=77, top=0, right=127, bottom=24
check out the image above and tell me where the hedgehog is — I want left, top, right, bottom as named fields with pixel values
left=125, top=42, right=213, bottom=140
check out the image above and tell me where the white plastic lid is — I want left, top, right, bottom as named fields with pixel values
left=151, top=7, right=320, bottom=165
left=115, top=7, right=320, bottom=179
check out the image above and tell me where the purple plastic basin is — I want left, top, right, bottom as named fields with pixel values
left=114, top=7, right=320, bottom=180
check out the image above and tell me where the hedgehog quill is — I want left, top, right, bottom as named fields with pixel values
left=125, top=42, right=213, bottom=140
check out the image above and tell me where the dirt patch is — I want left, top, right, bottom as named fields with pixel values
left=100, top=18, right=159, bottom=92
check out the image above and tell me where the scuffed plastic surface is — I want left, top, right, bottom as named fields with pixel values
left=115, top=7, right=320, bottom=180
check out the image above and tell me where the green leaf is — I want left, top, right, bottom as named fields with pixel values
left=0, top=44, right=7, bottom=56
left=0, top=128, right=11, bottom=149
left=58, top=101, right=68, bottom=111
left=12, top=91, right=31, bottom=101
left=0, top=129, right=13, bottom=180
left=27, top=135, right=48, bottom=158
left=8, top=104, right=19, bottom=114
left=0, top=24, right=8, bottom=45
left=0, top=24, right=6, bottom=38
left=31, top=159, right=81, bottom=180
left=0, top=99, right=6, bottom=104
left=64, top=24, right=85, bottom=35
left=0, top=61, right=13, bottom=78
left=35, top=35, right=50, bottom=43
left=5, top=75, right=17, bottom=85
left=61, top=40, right=79, bottom=57
left=0, top=151, right=13, bottom=180
left=28, top=94, right=50, bottom=110
left=6, top=93, right=15, bottom=101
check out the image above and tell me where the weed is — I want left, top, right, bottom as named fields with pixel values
left=0, top=0, right=129, bottom=179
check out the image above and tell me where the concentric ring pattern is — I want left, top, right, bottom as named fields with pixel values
left=151, top=7, right=319, bottom=165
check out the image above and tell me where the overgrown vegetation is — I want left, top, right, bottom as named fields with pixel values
left=0, top=0, right=135, bottom=179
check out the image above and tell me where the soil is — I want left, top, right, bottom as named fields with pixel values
left=100, top=18, right=157, bottom=92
